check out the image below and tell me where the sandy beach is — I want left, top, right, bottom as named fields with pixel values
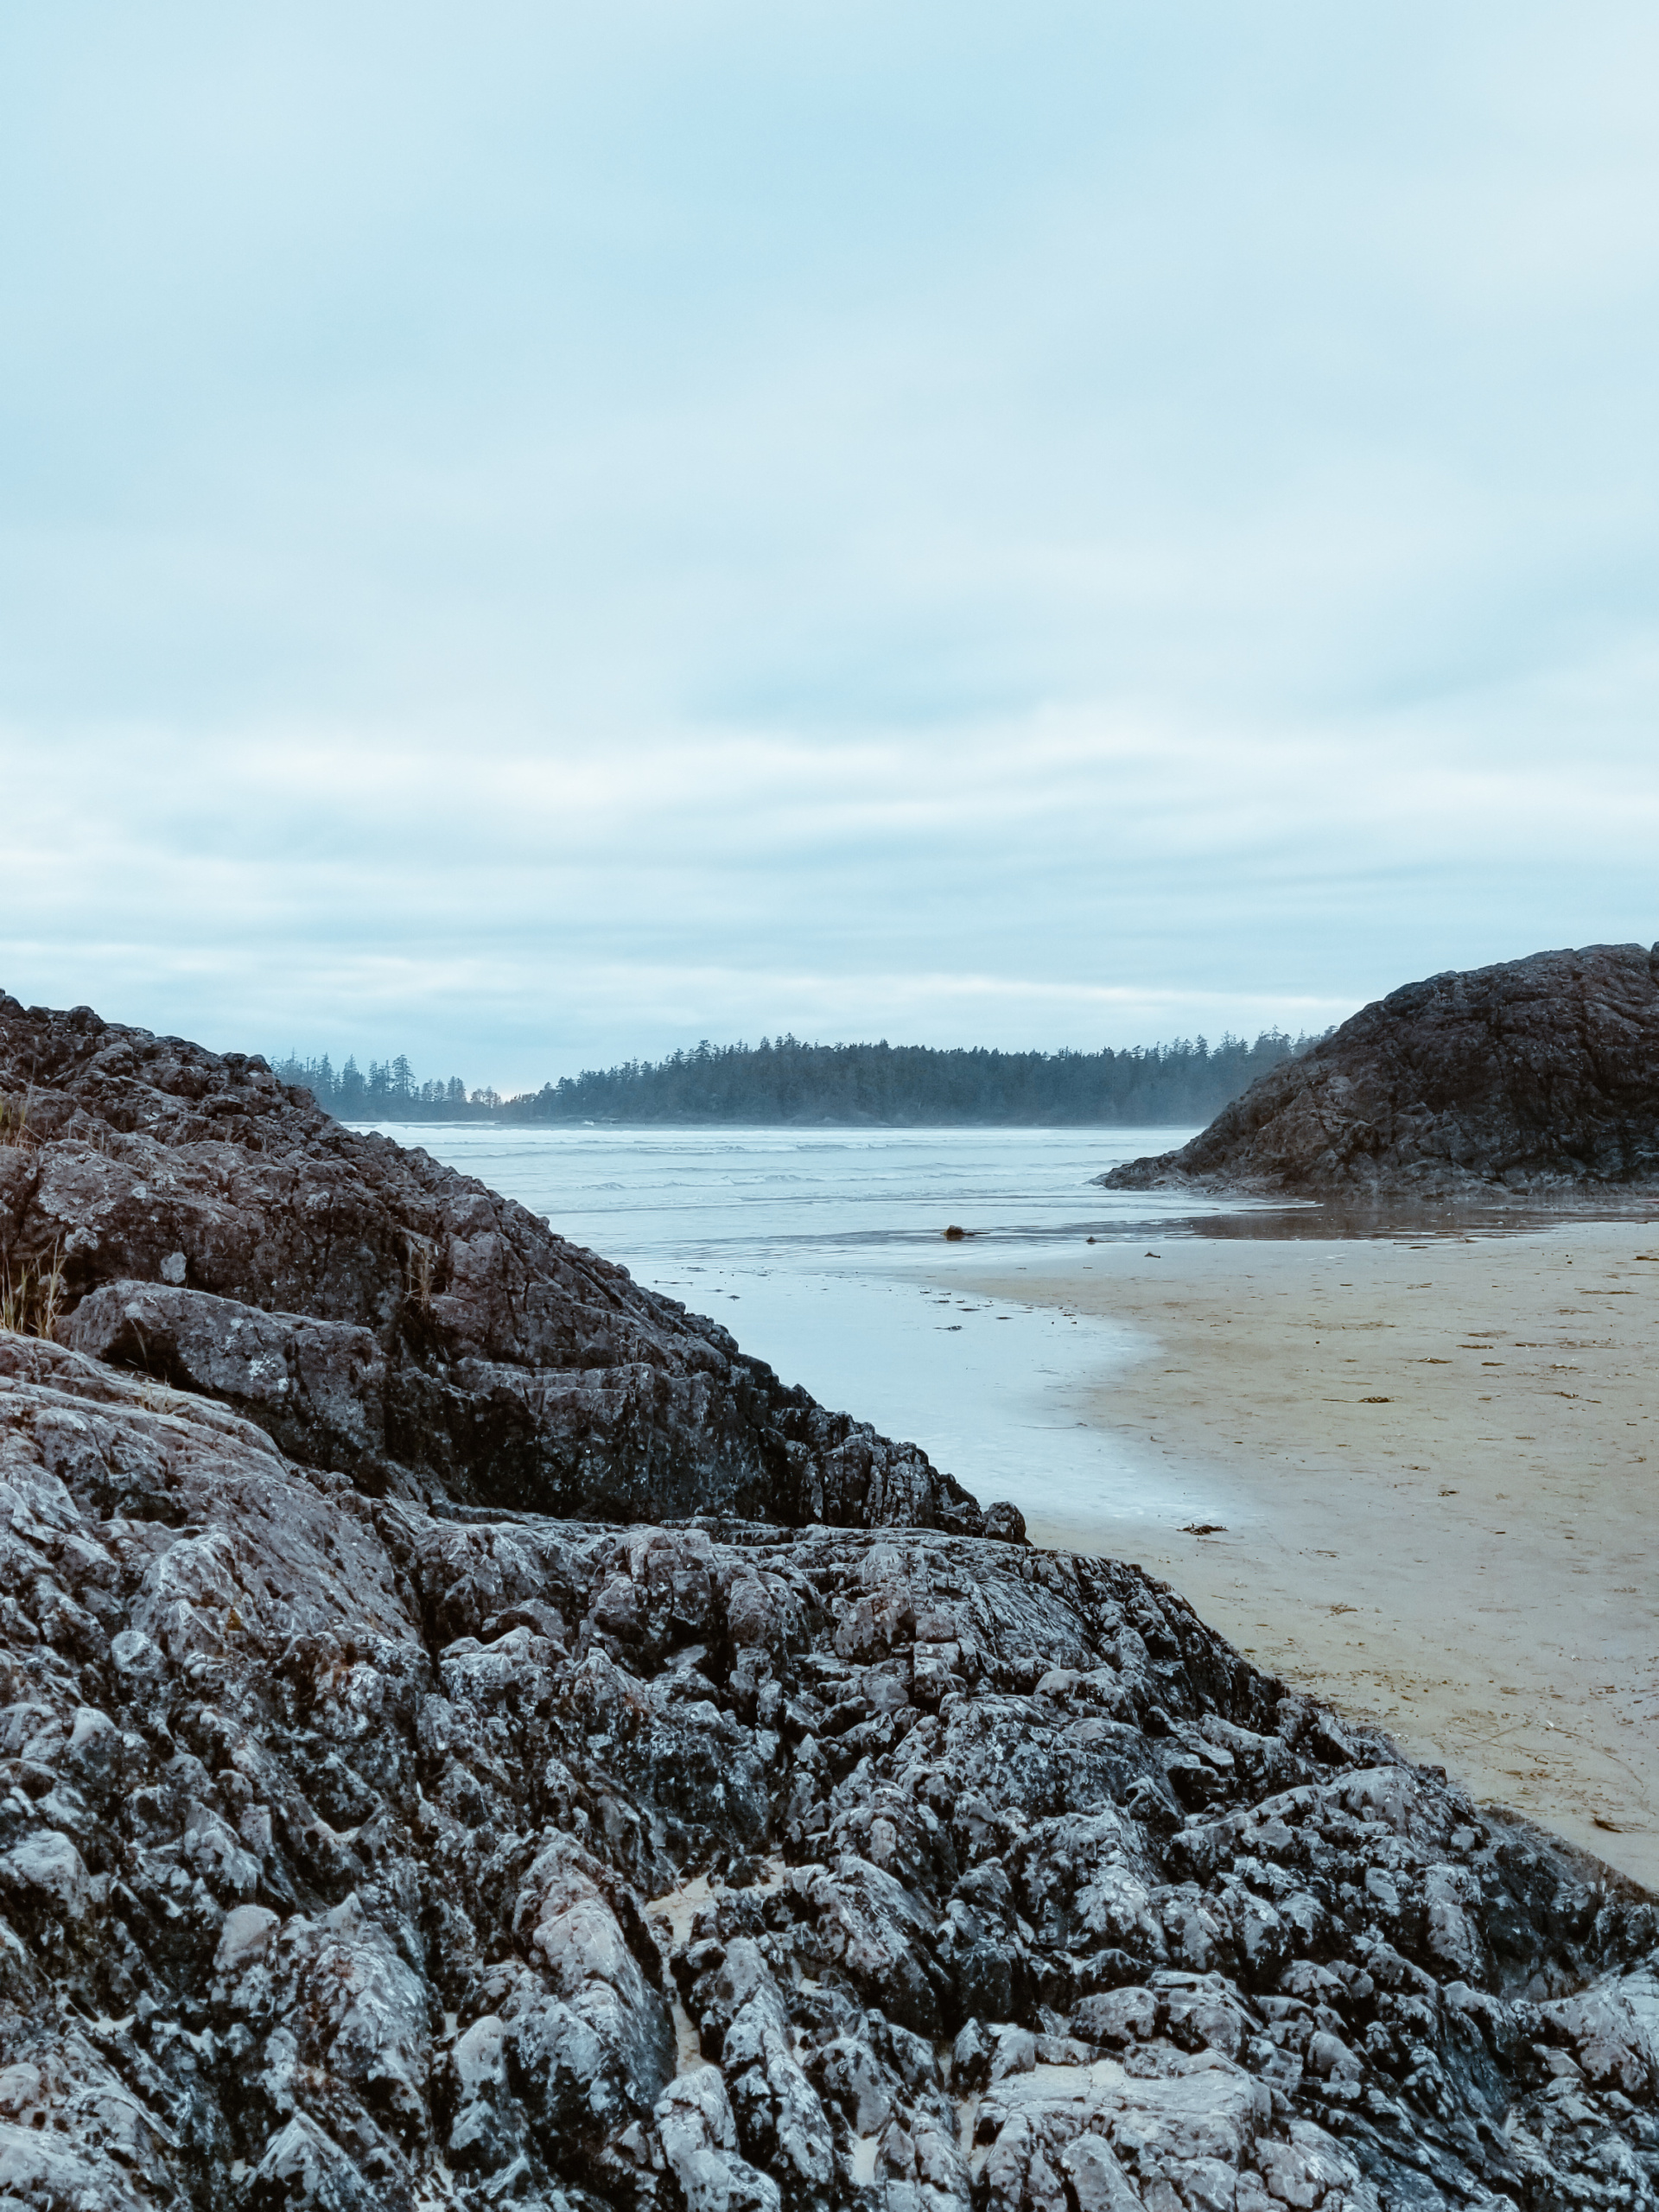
left=944, top=1218, right=1659, bottom=1889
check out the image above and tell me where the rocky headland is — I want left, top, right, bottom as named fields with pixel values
left=3, top=992, right=1659, bottom=2210
left=1099, top=943, right=1659, bottom=1199
left=0, top=995, right=1005, bottom=1538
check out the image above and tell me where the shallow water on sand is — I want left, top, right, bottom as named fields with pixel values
left=360, top=1123, right=1242, bottom=1527
left=354, top=1122, right=1659, bottom=1531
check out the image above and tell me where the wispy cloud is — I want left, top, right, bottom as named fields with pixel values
left=4, top=3, right=1658, bottom=1084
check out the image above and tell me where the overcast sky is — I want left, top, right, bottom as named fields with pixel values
left=3, top=3, right=1657, bottom=1090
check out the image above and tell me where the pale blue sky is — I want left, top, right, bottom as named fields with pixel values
left=3, top=4, right=1657, bottom=1087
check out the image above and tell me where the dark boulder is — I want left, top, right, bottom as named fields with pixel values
left=1101, top=941, right=1659, bottom=1198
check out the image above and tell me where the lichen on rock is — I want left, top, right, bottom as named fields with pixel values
left=0, top=1337, right=1656, bottom=2207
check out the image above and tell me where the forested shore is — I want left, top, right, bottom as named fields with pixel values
left=272, top=1027, right=1328, bottom=1127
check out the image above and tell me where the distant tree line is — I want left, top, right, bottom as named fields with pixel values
left=270, top=1053, right=502, bottom=1120
left=272, top=1029, right=1328, bottom=1127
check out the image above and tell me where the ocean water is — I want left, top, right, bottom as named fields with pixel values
left=359, top=1122, right=1261, bottom=1530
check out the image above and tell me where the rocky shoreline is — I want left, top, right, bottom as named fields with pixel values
left=7, top=1334, right=1659, bottom=2211
left=0, top=995, right=1012, bottom=1540
left=4, top=991, right=1659, bottom=2209
left=1100, top=943, right=1659, bottom=1201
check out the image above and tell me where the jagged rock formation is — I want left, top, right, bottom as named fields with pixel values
left=3, top=1334, right=1658, bottom=2210
left=0, top=994, right=1004, bottom=1535
left=1100, top=942, right=1659, bottom=1199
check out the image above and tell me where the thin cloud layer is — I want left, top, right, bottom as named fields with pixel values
left=3, top=3, right=1657, bottom=1085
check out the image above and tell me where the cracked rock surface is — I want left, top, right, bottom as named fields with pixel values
left=1100, top=943, right=1659, bottom=1198
left=3, top=1334, right=1659, bottom=2210
left=0, top=994, right=1000, bottom=1534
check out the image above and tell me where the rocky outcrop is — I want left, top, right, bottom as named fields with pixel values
left=1100, top=942, right=1659, bottom=1198
left=3, top=1332, right=1657, bottom=2211
left=0, top=995, right=1003, bottom=1534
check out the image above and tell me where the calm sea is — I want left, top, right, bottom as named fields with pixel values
left=354, top=1122, right=1258, bottom=1531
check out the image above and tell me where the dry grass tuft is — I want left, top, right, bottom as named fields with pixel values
left=406, top=1235, right=436, bottom=1313
left=0, top=1240, right=66, bottom=1338
left=0, top=1092, right=36, bottom=1152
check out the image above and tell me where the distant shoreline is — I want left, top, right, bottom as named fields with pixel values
left=276, top=1027, right=1330, bottom=1128
left=338, top=1113, right=1207, bottom=1131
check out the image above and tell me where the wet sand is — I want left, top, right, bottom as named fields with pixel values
left=944, top=1220, right=1659, bottom=1890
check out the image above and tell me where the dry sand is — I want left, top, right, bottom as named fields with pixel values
left=944, top=1219, right=1659, bottom=1890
